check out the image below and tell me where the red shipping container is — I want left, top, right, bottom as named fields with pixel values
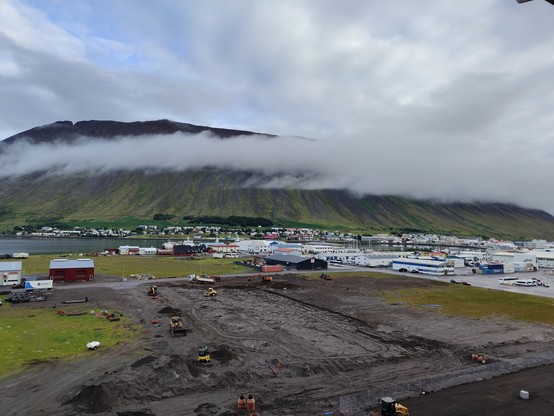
left=261, top=265, right=282, bottom=273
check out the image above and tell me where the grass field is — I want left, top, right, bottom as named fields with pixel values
left=21, top=255, right=255, bottom=279
left=302, top=271, right=554, bottom=324
left=383, top=285, right=554, bottom=324
left=0, top=304, right=138, bottom=377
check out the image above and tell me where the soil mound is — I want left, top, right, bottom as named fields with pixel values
left=193, top=403, right=219, bottom=415
left=269, top=280, right=299, bottom=290
left=158, top=306, right=181, bottom=315
left=210, top=345, right=236, bottom=364
left=130, top=355, right=157, bottom=368
left=67, top=384, right=113, bottom=413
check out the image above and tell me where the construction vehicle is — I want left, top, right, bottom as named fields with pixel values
left=169, top=316, right=187, bottom=337
left=147, top=285, right=158, bottom=298
left=197, top=346, right=211, bottom=363
left=380, top=397, right=409, bottom=416
left=204, top=287, right=217, bottom=297
left=319, top=273, right=331, bottom=280
left=189, top=274, right=215, bottom=284
left=249, top=274, right=273, bottom=283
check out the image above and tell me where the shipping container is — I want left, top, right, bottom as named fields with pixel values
left=261, top=265, right=283, bottom=273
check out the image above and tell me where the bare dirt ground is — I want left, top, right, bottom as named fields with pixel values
left=2, top=273, right=554, bottom=416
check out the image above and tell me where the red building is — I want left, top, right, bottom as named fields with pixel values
left=49, top=259, right=95, bottom=282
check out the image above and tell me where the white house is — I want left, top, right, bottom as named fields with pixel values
left=1, top=261, right=23, bottom=286
left=139, top=247, right=158, bottom=256
left=118, top=245, right=140, bottom=255
left=237, top=240, right=274, bottom=254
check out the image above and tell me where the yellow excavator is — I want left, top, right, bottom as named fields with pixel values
left=204, top=287, right=217, bottom=297
left=380, top=397, right=409, bottom=416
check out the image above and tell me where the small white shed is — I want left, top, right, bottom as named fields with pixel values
left=1, top=261, right=23, bottom=286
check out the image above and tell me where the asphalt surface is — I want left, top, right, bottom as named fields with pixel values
left=391, top=267, right=554, bottom=299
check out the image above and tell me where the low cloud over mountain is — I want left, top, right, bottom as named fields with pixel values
left=1, top=119, right=553, bottom=215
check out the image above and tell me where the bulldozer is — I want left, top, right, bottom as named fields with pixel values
left=169, top=316, right=187, bottom=337
left=197, top=346, right=211, bottom=363
left=204, top=287, right=217, bottom=297
left=380, top=397, right=409, bottom=416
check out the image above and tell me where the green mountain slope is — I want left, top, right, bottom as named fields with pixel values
left=1, top=169, right=554, bottom=239
left=2, top=119, right=554, bottom=239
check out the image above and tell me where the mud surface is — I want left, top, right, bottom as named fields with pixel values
left=2, top=274, right=554, bottom=415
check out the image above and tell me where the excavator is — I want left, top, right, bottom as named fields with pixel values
left=380, top=397, right=409, bottom=416
left=147, top=285, right=158, bottom=299
left=249, top=274, right=273, bottom=283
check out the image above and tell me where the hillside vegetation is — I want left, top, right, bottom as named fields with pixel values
left=1, top=119, right=554, bottom=239
left=1, top=169, right=554, bottom=239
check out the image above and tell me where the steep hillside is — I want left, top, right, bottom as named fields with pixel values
left=1, top=169, right=554, bottom=238
left=1, top=119, right=554, bottom=239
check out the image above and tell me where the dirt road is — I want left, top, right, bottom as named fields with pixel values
left=2, top=273, right=554, bottom=415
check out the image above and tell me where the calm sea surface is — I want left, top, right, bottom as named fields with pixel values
left=0, top=237, right=166, bottom=255
left=0, top=237, right=427, bottom=256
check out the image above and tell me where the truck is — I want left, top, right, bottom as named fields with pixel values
left=24, top=280, right=53, bottom=291
left=188, top=274, right=215, bottom=284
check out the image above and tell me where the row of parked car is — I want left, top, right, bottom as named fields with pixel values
left=450, top=279, right=471, bottom=286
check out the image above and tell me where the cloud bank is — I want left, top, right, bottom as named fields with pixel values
left=2, top=130, right=553, bottom=215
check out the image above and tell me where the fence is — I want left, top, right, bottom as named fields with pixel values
left=338, top=355, right=554, bottom=415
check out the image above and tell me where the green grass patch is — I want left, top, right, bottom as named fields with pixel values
left=383, top=285, right=554, bottom=324
left=0, top=305, right=137, bottom=377
left=21, top=255, right=255, bottom=279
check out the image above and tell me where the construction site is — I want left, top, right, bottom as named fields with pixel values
left=2, top=273, right=554, bottom=415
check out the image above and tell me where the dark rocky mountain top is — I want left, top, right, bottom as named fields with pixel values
left=2, top=119, right=270, bottom=145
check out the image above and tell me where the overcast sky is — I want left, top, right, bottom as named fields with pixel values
left=1, top=0, right=554, bottom=213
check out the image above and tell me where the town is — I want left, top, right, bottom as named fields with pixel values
left=2, top=223, right=554, bottom=287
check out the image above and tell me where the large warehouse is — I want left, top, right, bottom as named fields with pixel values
left=49, top=259, right=95, bottom=282
left=264, top=253, right=328, bottom=270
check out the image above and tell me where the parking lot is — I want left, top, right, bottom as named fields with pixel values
left=425, top=268, right=554, bottom=298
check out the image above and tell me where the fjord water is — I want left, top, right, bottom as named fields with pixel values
left=0, top=237, right=164, bottom=255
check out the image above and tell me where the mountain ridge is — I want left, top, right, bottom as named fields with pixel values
left=1, top=119, right=270, bottom=146
left=1, top=119, right=554, bottom=239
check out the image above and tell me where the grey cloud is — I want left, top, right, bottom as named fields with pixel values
left=1, top=0, right=554, bottom=214
left=0, top=130, right=553, bottom=215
